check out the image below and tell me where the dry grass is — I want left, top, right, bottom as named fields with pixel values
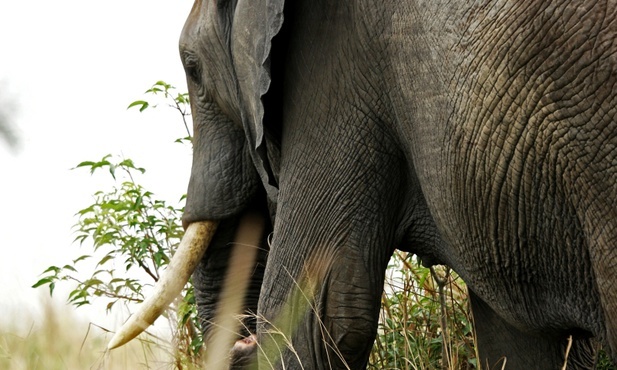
left=22, top=253, right=615, bottom=370
left=0, top=299, right=180, bottom=370
left=12, top=253, right=475, bottom=370
left=0, top=256, right=468, bottom=370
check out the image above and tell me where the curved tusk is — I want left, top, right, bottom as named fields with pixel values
left=107, top=220, right=218, bottom=350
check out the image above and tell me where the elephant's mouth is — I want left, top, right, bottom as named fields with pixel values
left=107, top=214, right=264, bottom=367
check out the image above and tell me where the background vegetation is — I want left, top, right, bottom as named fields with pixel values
left=370, top=255, right=475, bottom=370
left=0, top=299, right=175, bottom=370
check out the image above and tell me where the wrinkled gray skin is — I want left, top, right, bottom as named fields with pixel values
left=179, top=0, right=617, bottom=369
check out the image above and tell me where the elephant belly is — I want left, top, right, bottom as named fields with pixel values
left=432, top=128, right=606, bottom=338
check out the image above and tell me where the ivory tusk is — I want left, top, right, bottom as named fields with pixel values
left=107, top=220, right=218, bottom=350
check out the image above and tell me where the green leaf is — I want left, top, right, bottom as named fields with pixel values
left=32, top=277, right=53, bottom=289
left=62, top=264, right=77, bottom=272
left=175, top=93, right=189, bottom=104
left=74, top=300, right=90, bottom=307
left=73, top=255, right=91, bottom=264
left=154, top=80, right=172, bottom=89
left=174, top=136, right=192, bottom=144
left=97, top=254, right=115, bottom=267
left=127, top=100, right=149, bottom=112
left=74, top=161, right=95, bottom=169
left=84, top=278, right=104, bottom=288
left=87, top=159, right=112, bottom=175
left=108, top=163, right=116, bottom=179
left=41, top=266, right=61, bottom=274
left=68, top=289, right=84, bottom=301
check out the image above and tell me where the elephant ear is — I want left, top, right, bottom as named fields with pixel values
left=232, top=0, right=285, bottom=202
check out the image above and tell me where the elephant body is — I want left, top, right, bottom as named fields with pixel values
left=177, top=0, right=617, bottom=368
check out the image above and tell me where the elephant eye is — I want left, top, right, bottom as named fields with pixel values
left=182, top=52, right=202, bottom=85
left=186, top=63, right=202, bottom=85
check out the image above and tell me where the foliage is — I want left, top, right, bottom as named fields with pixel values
left=598, top=350, right=617, bottom=370
left=370, top=253, right=617, bottom=370
left=369, top=252, right=476, bottom=370
left=33, top=154, right=202, bottom=366
left=127, top=80, right=192, bottom=144
left=33, top=81, right=203, bottom=367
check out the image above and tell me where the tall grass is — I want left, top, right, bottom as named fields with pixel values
left=0, top=298, right=184, bottom=370
left=370, top=252, right=616, bottom=370
left=19, top=254, right=615, bottom=369
left=240, top=251, right=477, bottom=370
left=369, top=252, right=476, bottom=370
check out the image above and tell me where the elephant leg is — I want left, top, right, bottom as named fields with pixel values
left=587, top=226, right=617, bottom=363
left=469, top=290, right=597, bottom=370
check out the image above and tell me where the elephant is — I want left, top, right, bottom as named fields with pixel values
left=109, top=0, right=617, bottom=369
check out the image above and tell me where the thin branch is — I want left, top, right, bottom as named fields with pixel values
left=66, top=276, right=143, bottom=303
left=561, top=335, right=573, bottom=370
left=431, top=266, right=452, bottom=370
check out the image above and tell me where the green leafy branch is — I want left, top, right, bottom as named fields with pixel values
left=33, top=154, right=202, bottom=361
left=128, top=80, right=192, bottom=143
left=33, top=81, right=203, bottom=366
left=34, top=156, right=183, bottom=310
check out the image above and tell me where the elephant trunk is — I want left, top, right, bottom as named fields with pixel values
left=107, top=220, right=218, bottom=350
left=202, top=211, right=265, bottom=369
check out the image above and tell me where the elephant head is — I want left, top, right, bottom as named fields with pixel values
left=107, top=0, right=284, bottom=362
left=175, top=2, right=287, bottom=364
left=111, top=1, right=617, bottom=369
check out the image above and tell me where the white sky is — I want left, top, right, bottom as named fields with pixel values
left=0, top=0, right=196, bottom=332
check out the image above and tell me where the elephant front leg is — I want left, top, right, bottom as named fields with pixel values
left=255, top=244, right=388, bottom=370
left=469, top=290, right=597, bottom=370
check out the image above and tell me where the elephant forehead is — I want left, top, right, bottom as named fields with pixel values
left=180, top=0, right=205, bottom=43
left=186, top=0, right=203, bottom=27
left=180, top=0, right=228, bottom=49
